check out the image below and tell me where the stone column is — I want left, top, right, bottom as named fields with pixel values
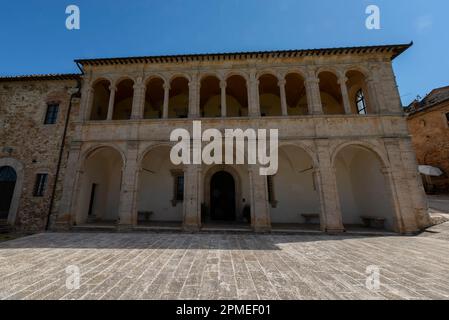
left=305, top=73, right=323, bottom=115
left=248, top=70, right=260, bottom=117
left=54, top=142, right=82, bottom=230
left=366, top=77, right=380, bottom=114
left=118, top=141, right=139, bottom=228
left=338, top=76, right=352, bottom=115
left=183, top=165, right=202, bottom=231
left=106, top=85, right=116, bottom=121
left=220, top=80, right=227, bottom=117
left=131, top=79, right=145, bottom=120
left=249, top=166, right=271, bottom=232
left=189, top=74, right=200, bottom=118
left=315, top=140, right=345, bottom=233
left=383, top=139, right=421, bottom=233
left=163, top=82, right=170, bottom=119
left=82, top=87, right=94, bottom=121
left=278, top=79, right=288, bottom=116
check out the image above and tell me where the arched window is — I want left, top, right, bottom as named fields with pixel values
left=355, top=89, right=367, bottom=115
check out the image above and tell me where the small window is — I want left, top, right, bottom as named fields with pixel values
left=33, top=174, right=48, bottom=197
left=355, top=90, right=367, bottom=115
left=176, top=175, right=184, bottom=201
left=44, top=104, right=59, bottom=124
left=267, top=176, right=277, bottom=208
left=171, top=170, right=184, bottom=206
left=445, top=112, right=449, bottom=126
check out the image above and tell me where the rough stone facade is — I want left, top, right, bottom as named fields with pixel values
left=0, top=76, right=79, bottom=231
left=0, top=44, right=432, bottom=234
left=406, top=86, right=449, bottom=191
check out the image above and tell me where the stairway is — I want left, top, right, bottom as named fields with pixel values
left=0, top=219, right=11, bottom=234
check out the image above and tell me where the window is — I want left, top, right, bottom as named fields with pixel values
left=33, top=174, right=48, bottom=197
left=355, top=89, right=367, bottom=115
left=446, top=112, right=449, bottom=127
left=171, top=170, right=184, bottom=206
left=267, top=176, right=277, bottom=208
left=44, top=104, right=59, bottom=124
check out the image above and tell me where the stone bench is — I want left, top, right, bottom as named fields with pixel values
left=360, top=216, right=386, bottom=229
left=301, top=213, right=320, bottom=224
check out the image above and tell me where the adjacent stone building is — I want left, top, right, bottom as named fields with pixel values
left=406, top=85, right=449, bottom=192
left=0, top=43, right=431, bottom=234
left=0, top=74, right=80, bottom=231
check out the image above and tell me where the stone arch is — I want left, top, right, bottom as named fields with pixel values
left=91, top=76, right=113, bottom=87
left=75, top=146, right=125, bottom=225
left=90, top=78, right=111, bottom=120
left=144, top=73, right=168, bottom=86
left=317, top=70, right=345, bottom=115
left=169, top=76, right=189, bottom=118
left=333, top=142, right=398, bottom=231
left=256, top=70, right=279, bottom=80
left=0, top=158, right=24, bottom=226
left=330, top=141, right=389, bottom=169
left=144, top=76, right=165, bottom=119
left=226, top=74, right=249, bottom=117
left=168, top=73, right=192, bottom=84
left=258, top=73, right=282, bottom=117
left=284, top=72, right=308, bottom=115
left=138, top=142, right=175, bottom=168
left=203, top=165, right=244, bottom=223
left=199, top=72, right=223, bottom=82
left=80, top=143, right=127, bottom=169
left=224, top=70, right=249, bottom=82
left=113, top=78, right=134, bottom=120
left=200, top=75, right=221, bottom=118
left=345, top=69, right=374, bottom=115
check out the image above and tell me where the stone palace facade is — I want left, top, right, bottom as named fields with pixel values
left=0, top=43, right=431, bottom=234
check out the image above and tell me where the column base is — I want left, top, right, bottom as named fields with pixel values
left=183, top=224, right=201, bottom=233
left=117, top=224, right=134, bottom=232
left=325, top=227, right=345, bottom=234
left=253, top=225, right=271, bottom=233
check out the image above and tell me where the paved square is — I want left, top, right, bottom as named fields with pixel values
left=1, top=229, right=449, bottom=300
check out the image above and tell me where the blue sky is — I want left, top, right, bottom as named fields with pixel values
left=0, top=0, right=447, bottom=105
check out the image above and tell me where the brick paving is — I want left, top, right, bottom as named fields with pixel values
left=1, top=229, right=449, bottom=300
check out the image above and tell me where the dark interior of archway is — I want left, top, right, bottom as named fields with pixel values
left=227, top=75, right=248, bottom=116
left=169, top=77, right=189, bottom=118
left=0, top=166, right=17, bottom=219
left=210, top=171, right=236, bottom=221
left=113, top=79, right=134, bottom=120
left=200, top=76, right=221, bottom=117
left=90, top=80, right=110, bottom=120
left=285, top=73, right=308, bottom=115
left=145, top=78, right=164, bottom=119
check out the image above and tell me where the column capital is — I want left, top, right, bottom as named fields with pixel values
left=305, top=76, right=320, bottom=85
left=220, top=80, right=227, bottom=89
left=278, top=79, right=286, bottom=87
left=133, top=83, right=145, bottom=90
left=109, top=85, right=117, bottom=92
left=163, top=83, right=171, bottom=91
left=337, top=76, right=348, bottom=85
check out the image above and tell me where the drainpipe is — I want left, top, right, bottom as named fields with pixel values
left=45, top=78, right=82, bottom=231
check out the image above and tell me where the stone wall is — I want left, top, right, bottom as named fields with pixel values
left=0, top=79, right=79, bottom=231
left=407, top=102, right=449, bottom=178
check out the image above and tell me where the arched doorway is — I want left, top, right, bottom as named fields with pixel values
left=210, top=171, right=236, bottom=221
left=0, top=166, right=17, bottom=220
